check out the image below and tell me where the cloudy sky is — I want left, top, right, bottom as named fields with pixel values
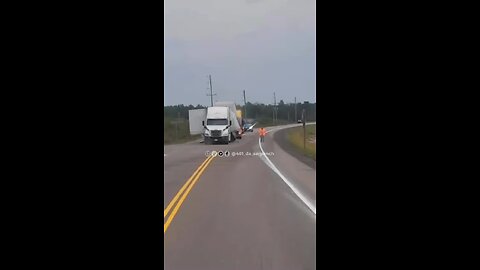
left=164, top=0, right=316, bottom=106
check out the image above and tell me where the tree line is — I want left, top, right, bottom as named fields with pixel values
left=164, top=101, right=316, bottom=124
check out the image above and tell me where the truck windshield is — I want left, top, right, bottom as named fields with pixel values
left=207, top=119, right=228, bottom=125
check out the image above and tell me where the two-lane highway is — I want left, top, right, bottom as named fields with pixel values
left=164, top=124, right=316, bottom=270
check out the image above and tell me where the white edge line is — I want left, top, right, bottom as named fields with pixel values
left=258, top=134, right=316, bottom=215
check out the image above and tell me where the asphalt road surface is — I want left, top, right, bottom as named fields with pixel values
left=164, top=123, right=316, bottom=270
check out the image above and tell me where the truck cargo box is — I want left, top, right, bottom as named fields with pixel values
left=188, top=109, right=207, bottom=135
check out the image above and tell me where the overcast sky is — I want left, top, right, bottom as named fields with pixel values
left=164, top=0, right=316, bottom=106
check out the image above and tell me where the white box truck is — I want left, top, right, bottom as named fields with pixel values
left=188, top=102, right=242, bottom=144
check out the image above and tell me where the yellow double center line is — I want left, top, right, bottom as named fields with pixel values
left=164, top=154, right=215, bottom=233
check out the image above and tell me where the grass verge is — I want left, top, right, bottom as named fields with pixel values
left=286, top=124, right=316, bottom=161
left=164, top=117, right=202, bottom=145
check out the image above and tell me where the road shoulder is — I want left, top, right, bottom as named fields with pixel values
left=273, top=127, right=316, bottom=170
left=258, top=125, right=316, bottom=207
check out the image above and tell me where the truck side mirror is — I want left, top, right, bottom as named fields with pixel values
left=202, top=121, right=205, bottom=126
left=230, top=120, right=232, bottom=126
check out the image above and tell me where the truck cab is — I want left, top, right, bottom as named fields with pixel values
left=203, top=106, right=234, bottom=144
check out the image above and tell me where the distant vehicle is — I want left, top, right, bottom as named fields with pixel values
left=243, top=123, right=256, bottom=132
left=297, top=119, right=303, bottom=123
left=188, top=101, right=242, bottom=145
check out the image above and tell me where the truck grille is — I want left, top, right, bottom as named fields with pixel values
left=211, top=130, right=221, bottom=137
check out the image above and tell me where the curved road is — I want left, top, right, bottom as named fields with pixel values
left=164, top=123, right=316, bottom=270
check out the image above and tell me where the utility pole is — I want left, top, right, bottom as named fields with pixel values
left=243, top=90, right=247, bottom=119
left=275, top=92, right=278, bottom=123
left=294, top=97, right=297, bottom=122
left=207, top=75, right=216, bottom=107
left=272, top=105, right=275, bottom=125
left=273, top=92, right=276, bottom=125
left=302, top=109, right=306, bottom=150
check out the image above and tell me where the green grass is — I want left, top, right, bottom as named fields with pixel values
left=286, top=124, right=316, bottom=160
left=164, top=117, right=201, bottom=145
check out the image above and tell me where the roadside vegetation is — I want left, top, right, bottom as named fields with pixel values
left=165, top=102, right=316, bottom=125
left=164, top=117, right=201, bottom=144
left=286, top=124, right=316, bottom=160
left=255, top=118, right=291, bottom=128
left=164, top=102, right=316, bottom=144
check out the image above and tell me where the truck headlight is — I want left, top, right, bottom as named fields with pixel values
left=222, top=129, right=229, bottom=136
left=204, top=129, right=211, bottom=136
